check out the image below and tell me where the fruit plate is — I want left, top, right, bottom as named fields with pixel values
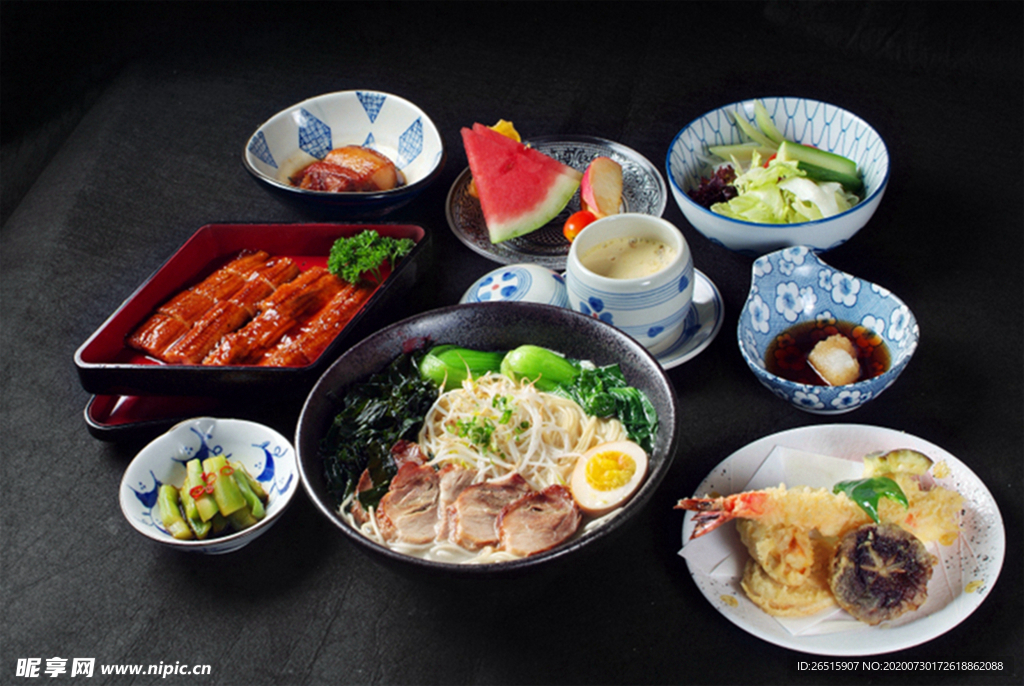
left=446, top=135, right=667, bottom=269
left=74, top=222, right=430, bottom=398
left=677, top=424, right=1005, bottom=656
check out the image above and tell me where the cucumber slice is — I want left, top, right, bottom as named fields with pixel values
left=708, top=143, right=777, bottom=167
left=778, top=141, right=863, bottom=194
left=753, top=100, right=785, bottom=145
left=777, top=140, right=858, bottom=176
left=730, top=110, right=777, bottom=149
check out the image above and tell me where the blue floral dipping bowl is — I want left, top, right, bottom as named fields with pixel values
left=738, top=247, right=918, bottom=414
left=120, top=418, right=299, bottom=553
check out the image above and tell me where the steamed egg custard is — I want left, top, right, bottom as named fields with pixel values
left=571, top=441, right=648, bottom=516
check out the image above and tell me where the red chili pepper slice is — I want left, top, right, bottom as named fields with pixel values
left=220, top=465, right=235, bottom=477
left=189, top=485, right=206, bottom=500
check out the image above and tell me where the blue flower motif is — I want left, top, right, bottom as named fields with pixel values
left=752, top=255, right=773, bottom=278
left=831, top=389, right=868, bottom=409
left=818, top=268, right=833, bottom=290
left=775, top=282, right=803, bottom=322
left=829, top=272, right=860, bottom=307
left=749, top=294, right=771, bottom=334
left=781, top=246, right=809, bottom=265
left=889, top=305, right=911, bottom=343
left=792, top=390, right=825, bottom=410
left=579, top=298, right=613, bottom=324
left=862, top=314, right=885, bottom=338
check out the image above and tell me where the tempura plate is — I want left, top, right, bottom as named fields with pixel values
left=679, top=424, right=1004, bottom=656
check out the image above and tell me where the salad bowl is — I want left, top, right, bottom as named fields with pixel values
left=738, top=247, right=918, bottom=414
left=244, top=90, right=446, bottom=217
left=666, top=97, right=889, bottom=256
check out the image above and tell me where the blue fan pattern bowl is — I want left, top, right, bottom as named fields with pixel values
left=667, top=97, right=890, bottom=256
left=244, top=90, right=445, bottom=216
left=738, top=247, right=918, bottom=414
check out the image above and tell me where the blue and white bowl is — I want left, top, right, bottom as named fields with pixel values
left=738, top=247, right=918, bottom=414
left=244, top=90, right=446, bottom=216
left=667, top=97, right=889, bottom=256
left=460, top=264, right=569, bottom=308
left=119, top=418, right=299, bottom=554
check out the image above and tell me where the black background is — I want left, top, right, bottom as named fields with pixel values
left=2, top=2, right=1021, bottom=684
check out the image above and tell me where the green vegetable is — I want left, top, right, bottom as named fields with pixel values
left=231, top=468, right=266, bottom=521
left=419, top=345, right=506, bottom=391
left=186, top=458, right=219, bottom=522
left=707, top=142, right=777, bottom=167
left=158, top=484, right=193, bottom=540
left=552, top=364, right=659, bottom=454
left=833, top=477, right=909, bottom=523
left=711, top=155, right=858, bottom=223
left=179, top=484, right=212, bottom=539
left=231, top=460, right=268, bottom=501
left=730, top=109, right=777, bottom=149
left=202, top=455, right=247, bottom=517
left=327, top=230, right=415, bottom=285
left=500, top=345, right=580, bottom=392
left=321, top=352, right=438, bottom=506
left=753, top=100, right=785, bottom=145
left=777, top=140, right=863, bottom=195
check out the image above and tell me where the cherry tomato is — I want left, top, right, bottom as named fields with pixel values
left=563, top=210, right=597, bottom=242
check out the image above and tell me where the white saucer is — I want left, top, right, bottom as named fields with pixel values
left=654, top=269, right=723, bottom=369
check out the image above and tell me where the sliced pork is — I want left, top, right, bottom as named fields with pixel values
left=435, top=465, right=477, bottom=540
left=377, top=462, right=440, bottom=544
left=447, top=473, right=533, bottom=550
left=498, top=485, right=581, bottom=557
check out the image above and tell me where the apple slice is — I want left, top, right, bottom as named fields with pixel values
left=580, top=156, right=623, bottom=218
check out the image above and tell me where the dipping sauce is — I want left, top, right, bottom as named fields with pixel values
left=581, top=237, right=676, bottom=279
left=765, top=319, right=890, bottom=385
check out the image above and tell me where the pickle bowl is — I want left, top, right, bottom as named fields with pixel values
left=666, top=97, right=889, bottom=257
left=119, top=417, right=299, bottom=554
left=244, top=90, right=446, bottom=217
left=737, top=246, right=918, bottom=414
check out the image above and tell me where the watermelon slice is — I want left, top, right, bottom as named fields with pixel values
left=461, top=123, right=582, bottom=243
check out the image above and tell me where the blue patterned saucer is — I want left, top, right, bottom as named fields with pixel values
left=653, top=270, right=723, bottom=369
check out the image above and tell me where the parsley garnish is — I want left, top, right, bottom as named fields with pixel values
left=327, top=231, right=415, bottom=285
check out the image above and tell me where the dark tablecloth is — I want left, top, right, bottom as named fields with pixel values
left=2, top=2, right=1021, bottom=684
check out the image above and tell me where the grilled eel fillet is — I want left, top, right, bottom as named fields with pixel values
left=127, top=250, right=271, bottom=359
left=202, top=267, right=344, bottom=366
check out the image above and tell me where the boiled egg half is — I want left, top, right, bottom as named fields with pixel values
left=570, top=440, right=648, bottom=517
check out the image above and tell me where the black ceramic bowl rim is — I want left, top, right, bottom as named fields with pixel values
left=295, top=302, right=681, bottom=577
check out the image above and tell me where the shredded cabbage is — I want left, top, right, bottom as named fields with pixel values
left=711, top=154, right=859, bottom=223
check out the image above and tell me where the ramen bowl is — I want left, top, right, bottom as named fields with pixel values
left=119, top=418, right=299, bottom=554
left=738, top=246, right=918, bottom=414
left=296, top=302, right=681, bottom=579
left=244, top=90, right=446, bottom=217
left=666, top=97, right=889, bottom=256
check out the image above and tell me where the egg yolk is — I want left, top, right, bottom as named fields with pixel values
left=585, top=451, right=637, bottom=491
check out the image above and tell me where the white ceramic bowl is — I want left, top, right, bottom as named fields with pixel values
left=120, top=417, right=299, bottom=553
left=666, top=97, right=889, bottom=256
left=460, top=263, right=568, bottom=307
left=244, top=90, right=446, bottom=216
left=738, top=247, right=918, bottom=414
